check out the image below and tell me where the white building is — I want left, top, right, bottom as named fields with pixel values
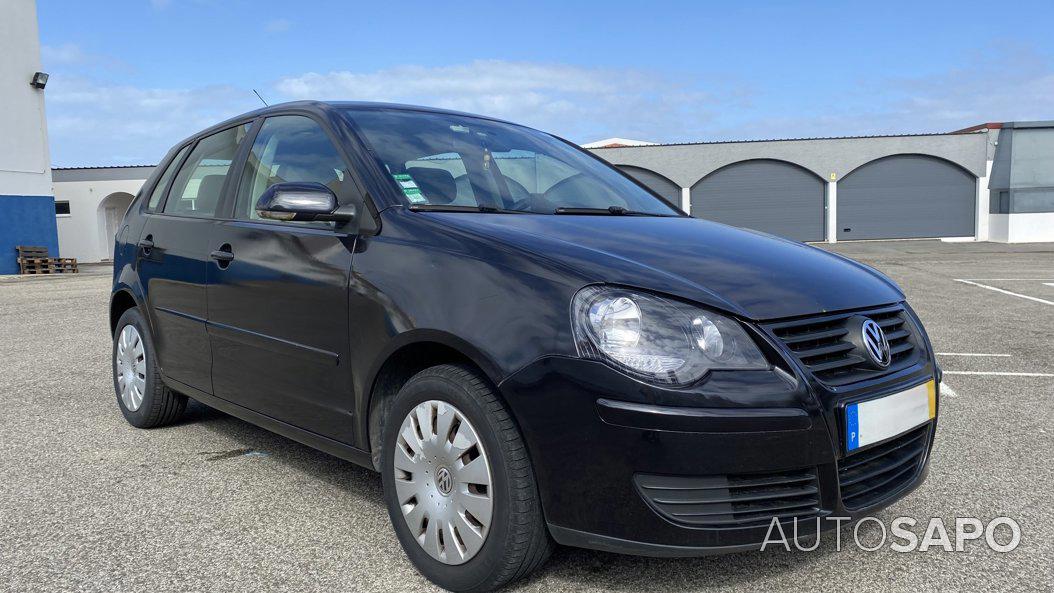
left=48, top=120, right=1054, bottom=263
left=588, top=122, right=1054, bottom=244
left=0, top=0, right=56, bottom=274
left=52, top=166, right=153, bottom=263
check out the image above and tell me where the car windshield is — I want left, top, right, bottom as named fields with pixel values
left=344, top=109, right=680, bottom=216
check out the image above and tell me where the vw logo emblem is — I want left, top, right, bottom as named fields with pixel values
left=435, top=467, right=453, bottom=496
left=861, top=318, right=891, bottom=368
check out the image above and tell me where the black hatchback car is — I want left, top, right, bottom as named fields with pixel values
left=110, top=101, right=939, bottom=592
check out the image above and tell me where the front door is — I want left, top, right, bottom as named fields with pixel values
left=137, top=122, right=252, bottom=393
left=105, top=205, right=122, bottom=259
left=206, top=114, right=360, bottom=441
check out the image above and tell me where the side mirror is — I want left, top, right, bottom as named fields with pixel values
left=255, top=182, right=357, bottom=223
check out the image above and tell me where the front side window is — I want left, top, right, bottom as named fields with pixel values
left=163, top=123, right=251, bottom=217
left=147, top=144, right=190, bottom=211
left=344, top=109, right=680, bottom=216
left=234, top=115, right=354, bottom=226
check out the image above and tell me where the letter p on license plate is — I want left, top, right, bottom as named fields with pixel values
left=846, top=380, right=936, bottom=452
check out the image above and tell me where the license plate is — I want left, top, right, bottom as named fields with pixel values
left=846, top=380, right=936, bottom=452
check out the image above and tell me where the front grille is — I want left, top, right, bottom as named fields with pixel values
left=838, top=424, right=930, bottom=510
left=765, top=305, right=921, bottom=386
left=635, top=469, right=821, bottom=528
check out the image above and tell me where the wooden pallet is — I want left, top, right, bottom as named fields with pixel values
left=15, top=246, right=79, bottom=275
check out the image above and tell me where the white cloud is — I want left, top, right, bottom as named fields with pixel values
left=41, top=43, right=87, bottom=65
left=47, top=60, right=728, bottom=165
left=46, top=77, right=258, bottom=165
left=885, top=47, right=1054, bottom=130
left=264, top=18, right=291, bottom=33
left=44, top=47, right=1054, bottom=167
left=40, top=42, right=132, bottom=75
left=274, top=60, right=726, bottom=143
left=706, top=46, right=1054, bottom=140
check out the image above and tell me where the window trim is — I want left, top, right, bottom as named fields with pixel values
left=223, top=109, right=377, bottom=234
left=140, top=105, right=382, bottom=234
left=143, top=143, right=192, bottom=214
left=229, top=113, right=361, bottom=228
left=142, top=140, right=193, bottom=214
left=151, top=120, right=257, bottom=219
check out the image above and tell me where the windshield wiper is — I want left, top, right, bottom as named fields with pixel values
left=408, top=204, right=528, bottom=214
left=553, top=206, right=675, bottom=217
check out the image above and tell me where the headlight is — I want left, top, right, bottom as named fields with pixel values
left=572, top=285, right=768, bottom=386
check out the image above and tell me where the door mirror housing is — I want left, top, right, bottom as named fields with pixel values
left=255, top=182, right=357, bottom=224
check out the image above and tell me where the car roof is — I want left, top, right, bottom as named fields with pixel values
left=180, top=100, right=522, bottom=148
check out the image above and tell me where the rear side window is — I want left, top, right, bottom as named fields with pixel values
left=163, top=123, right=251, bottom=217
left=146, top=144, right=190, bottom=211
left=234, top=115, right=354, bottom=226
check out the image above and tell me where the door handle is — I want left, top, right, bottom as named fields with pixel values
left=138, top=235, right=154, bottom=254
left=210, top=244, right=234, bottom=268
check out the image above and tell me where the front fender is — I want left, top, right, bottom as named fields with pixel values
left=364, top=328, right=505, bottom=393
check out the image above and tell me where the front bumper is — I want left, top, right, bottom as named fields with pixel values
left=498, top=355, right=938, bottom=556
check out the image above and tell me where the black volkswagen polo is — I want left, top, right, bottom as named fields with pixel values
left=109, top=101, right=939, bottom=592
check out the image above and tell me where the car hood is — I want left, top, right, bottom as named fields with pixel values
left=421, top=213, right=904, bottom=321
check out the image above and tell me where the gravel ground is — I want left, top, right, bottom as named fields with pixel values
left=1, top=241, right=1052, bottom=592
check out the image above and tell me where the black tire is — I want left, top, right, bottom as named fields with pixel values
left=381, top=364, right=552, bottom=592
left=112, top=307, right=187, bottom=428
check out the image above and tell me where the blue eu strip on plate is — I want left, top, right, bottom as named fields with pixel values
left=846, top=403, right=860, bottom=451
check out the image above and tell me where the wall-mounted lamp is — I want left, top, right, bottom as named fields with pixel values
left=30, top=71, right=49, bottom=89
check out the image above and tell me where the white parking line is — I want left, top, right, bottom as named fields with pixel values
left=940, top=382, right=958, bottom=398
left=1045, top=283, right=1054, bottom=288
left=936, top=352, right=1011, bottom=357
left=958, top=278, right=1054, bottom=281
left=954, top=279, right=1054, bottom=306
left=943, top=371, right=1054, bottom=377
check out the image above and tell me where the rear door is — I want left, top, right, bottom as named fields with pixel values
left=136, top=123, right=252, bottom=393
left=206, top=114, right=361, bottom=441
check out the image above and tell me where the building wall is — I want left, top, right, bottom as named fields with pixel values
left=53, top=169, right=153, bottom=263
left=0, top=0, right=55, bottom=274
left=1006, top=212, right=1054, bottom=243
left=590, top=132, right=995, bottom=243
left=985, top=123, right=1054, bottom=242
left=591, top=133, right=988, bottom=188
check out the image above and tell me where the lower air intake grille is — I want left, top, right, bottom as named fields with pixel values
left=765, top=305, right=922, bottom=386
left=839, top=424, right=930, bottom=510
left=635, top=469, right=820, bottom=528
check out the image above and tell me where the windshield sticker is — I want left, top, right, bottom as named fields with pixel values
left=392, top=173, right=428, bottom=204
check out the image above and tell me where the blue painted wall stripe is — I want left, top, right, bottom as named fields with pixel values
left=0, top=195, right=60, bottom=275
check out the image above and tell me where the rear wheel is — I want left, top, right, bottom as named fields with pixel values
left=381, top=364, right=552, bottom=592
left=112, top=307, right=186, bottom=428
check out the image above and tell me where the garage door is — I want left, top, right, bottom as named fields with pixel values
left=617, top=165, right=682, bottom=209
left=838, top=155, right=975, bottom=240
left=690, top=160, right=825, bottom=242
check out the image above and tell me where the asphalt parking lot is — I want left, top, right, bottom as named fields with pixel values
left=1, top=240, right=1052, bottom=592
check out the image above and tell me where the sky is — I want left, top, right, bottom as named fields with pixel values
left=36, top=0, right=1054, bottom=167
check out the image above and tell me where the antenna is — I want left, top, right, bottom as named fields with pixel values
left=252, top=89, right=269, bottom=107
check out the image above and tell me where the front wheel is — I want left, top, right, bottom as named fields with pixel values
left=112, top=307, right=186, bottom=428
left=381, top=364, right=552, bottom=592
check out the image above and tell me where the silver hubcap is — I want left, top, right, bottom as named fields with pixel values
left=115, top=325, right=147, bottom=412
left=393, top=400, right=493, bottom=565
